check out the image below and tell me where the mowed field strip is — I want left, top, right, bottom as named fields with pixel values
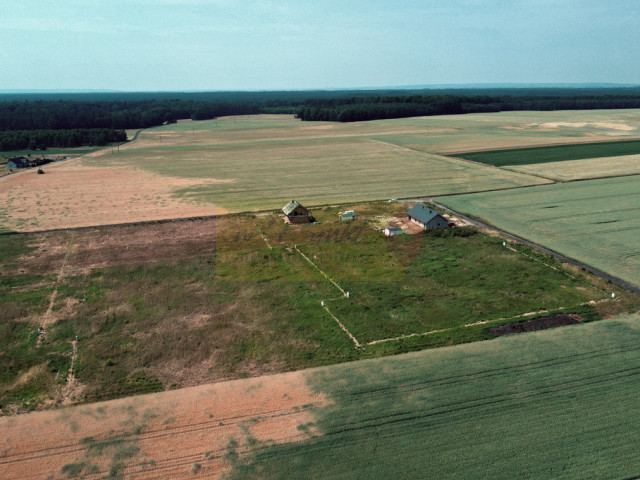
left=506, top=153, right=640, bottom=181
left=97, top=121, right=548, bottom=213
left=3, top=109, right=640, bottom=232
left=438, top=175, right=640, bottom=288
left=5, top=313, right=640, bottom=479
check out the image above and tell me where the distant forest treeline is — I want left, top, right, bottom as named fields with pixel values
left=0, top=129, right=127, bottom=151
left=295, top=94, right=640, bottom=122
left=2, top=88, right=640, bottom=150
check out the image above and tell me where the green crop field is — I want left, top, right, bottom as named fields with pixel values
left=454, top=139, right=640, bottom=167
left=228, top=312, right=640, bottom=479
left=2, top=202, right=632, bottom=413
left=437, top=176, right=640, bottom=288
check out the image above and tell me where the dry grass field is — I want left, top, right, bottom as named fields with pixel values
left=0, top=370, right=327, bottom=480
left=506, top=153, right=640, bottom=180
left=3, top=110, right=639, bottom=233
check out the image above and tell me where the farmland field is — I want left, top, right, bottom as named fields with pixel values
left=438, top=176, right=640, bottom=288
left=224, top=312, right=640, bottom=480
left=506, top=153, right=640, bottom=181
left=3, top=202, right=632, bottom=414
left=5, top=312, right=640, bottom=479
left=3, top=109, right=640, bottom=232
left=453, top=139, right=640, bottom=167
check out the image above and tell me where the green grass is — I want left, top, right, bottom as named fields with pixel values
left=229, top=312, right=640, bottom=479
left=454, top=139, right=640, bottom=167
left=437, top=176, right=640, bottom=288
left=322, top=232, right=601, bottom=343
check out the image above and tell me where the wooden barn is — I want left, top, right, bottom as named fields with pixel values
left=6, top=157, right=30, bottom=169
left=407, top=204, right=449, bottom=229
left=282, top=200, right=315, bottom=224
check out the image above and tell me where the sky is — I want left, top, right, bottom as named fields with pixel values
left=1, top=0, right=639, bottom=91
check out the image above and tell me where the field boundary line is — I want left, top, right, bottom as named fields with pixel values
left=431, top=201, right=640, bottom=295
left=504, top=244, right=576, bottom=279
left=295, top=246, right=348, bottom=297
left=322, top=304, right=361, bottom=348
left=367, top=328, right=450, bottom=346
left=367, top=299, right=612, bottom=345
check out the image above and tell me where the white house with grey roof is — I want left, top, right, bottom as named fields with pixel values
left=406, top=204, right=449, bottom=229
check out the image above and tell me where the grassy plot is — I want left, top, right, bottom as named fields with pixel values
left=228, top=312, right=640, bottom=480
left=0, top=203, right=636, bottom=412
left=437, top=176, right=640, bottom=288
left=305, top=229, right=604, bottom=345
left=0, top=235, right=70, bottom=412
left=453, top=139, right=640, bottom=167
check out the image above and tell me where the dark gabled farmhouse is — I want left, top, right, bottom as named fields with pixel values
left=6, top=157, right=30, bottom=169
left=407, top=204, right=449, bottom=229
left=282, top=200, right=315, bottom=224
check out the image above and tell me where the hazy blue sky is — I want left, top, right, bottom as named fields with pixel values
left=1, top=0, right=638, bottom=91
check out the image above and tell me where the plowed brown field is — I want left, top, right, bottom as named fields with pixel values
left=0, top=371, right=326, bottom=479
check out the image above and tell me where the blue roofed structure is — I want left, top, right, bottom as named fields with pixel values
left=407, top=204, right=449, bottom=229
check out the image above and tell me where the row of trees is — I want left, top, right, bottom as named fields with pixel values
left=0, top=100, right=264, bottom=131
left=296, top=94, right=640, bottom=122
left=0, top=129, right=127, bottom=151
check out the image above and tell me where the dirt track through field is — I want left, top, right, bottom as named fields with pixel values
left=38, top=233, right=74, bottom=344
left=0, top=371, right=327, bottom=480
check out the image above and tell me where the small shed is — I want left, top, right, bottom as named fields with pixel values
left=407, top=204, right=449, bottom=229
left=384, top=227, right=404, bottom=236
left=340, top=210, right=355, bottom=221
left=283, top=200, right=315, bottom=224
left=6, top=157, right=30, bottom=169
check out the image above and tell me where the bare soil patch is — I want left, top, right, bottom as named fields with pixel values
left=489, top=314, right=583, bottom=336
left=0, top=370, right=326, bottom=480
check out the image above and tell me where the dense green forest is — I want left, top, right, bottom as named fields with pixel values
left=0, top=128, right=127, bottom=151
left=2, top=88, right=640, bottom=150
left=295, top=94, right=640, bottom=122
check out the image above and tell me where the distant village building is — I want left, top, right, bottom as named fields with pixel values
left=6, top=157, right=30, bottom=169
left=282, top=200, right=315, bottom=224
left=340, top=210, right=355, bottom=221
left=406, top=204, right=449, bottom=229
left=384, top=227, right=404, bottom=236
